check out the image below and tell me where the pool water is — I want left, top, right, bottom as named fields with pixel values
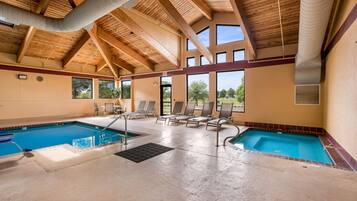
left=232, top=129, right=333, bottom=165
left=0, top=122, right=131, bottom=156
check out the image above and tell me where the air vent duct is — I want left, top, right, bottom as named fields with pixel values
left=0, top=0, right=137, bottom=32
left=295, top=0, right=334, bottom=84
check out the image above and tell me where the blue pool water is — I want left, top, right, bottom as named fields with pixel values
left=231, top=129, right=333, bottom=165
left=0, top=122, right=132, bottom=156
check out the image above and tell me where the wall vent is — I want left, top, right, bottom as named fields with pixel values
left=295, top=85, right=320, bottom=105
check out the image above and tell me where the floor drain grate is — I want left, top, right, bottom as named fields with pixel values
left=114, top=143, right=174, bottom=163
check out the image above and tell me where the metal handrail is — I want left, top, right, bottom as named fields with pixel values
left=101, top=114, right=129, bottom=145
left=215, top=117, right=240, bottom=147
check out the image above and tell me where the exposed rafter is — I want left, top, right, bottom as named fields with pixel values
left=17, top=26, right=36, bottom=63
left=188, top=0, right=212, bottom=20
left=230, top=0, right=256, bottom=58
left=112, top=57, right=135, bottom=74
left=35, top=0, right=51, bottom=15
left=86, top=24, right=119, bottom=78
left=157, top=0, right=214, bottom=64
left=96, top=59, right=107, bottom=72
left=63, top=31, right=90, bottom=68
left=68, top=0, right=77, bottom=9
left=110, top=9, right=179, bottom=67
left=97, top=27, right=154, bottom=72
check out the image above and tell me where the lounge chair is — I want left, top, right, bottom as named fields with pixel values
left=186, top=102, right=214, bottom=127
left=206, top=103, right=233, bottom=130
left=130, top=101, right=156, bottom=119
left=104, top=103, right=114, bottom=115
left=155, top=101, right=184, bottom=124
left=127, top=100, right=147, bottom=119
left=167, top=102, right=196, bottom=125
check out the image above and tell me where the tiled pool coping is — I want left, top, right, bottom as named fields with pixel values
left=230, top=127, right=355, bottom=171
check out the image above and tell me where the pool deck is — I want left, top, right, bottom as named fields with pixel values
left=0, top=116, right=356, bottom=201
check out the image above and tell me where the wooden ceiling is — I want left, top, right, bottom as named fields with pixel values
left=0, top=0, right=300, bottom=78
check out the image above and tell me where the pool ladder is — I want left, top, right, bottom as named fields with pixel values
left=100, top=114, right=129, bottom=145
left=213, top=117, right=241, bottom=147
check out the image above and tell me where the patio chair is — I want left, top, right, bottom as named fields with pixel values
left=94, top=103, right=99, bottom=116
left=0, top=133, right=23, bottom=154
left=155, top=101, right=184, bottom=124
left=127, top=100, right=147, bottom=119
left=206, top=103, right=233, bottom=130
left=130, top=101, right=156, bottom=119
left=104, top=103, right=114, bottom=115
left=186, top=102, right=214, bottom=127
left=167, top=102, right=196, bottom=125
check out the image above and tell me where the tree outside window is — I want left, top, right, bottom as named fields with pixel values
left=216, top=71, right=245, bottom=112
left=72, top=77, right=93, bottom=99
left=121, top=80, right=131, bottom=99
left=187, top=74, right=209, bottom=109
left=99, top=80, right=116, bottom=99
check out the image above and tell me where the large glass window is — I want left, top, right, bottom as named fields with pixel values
left=187, top=27, right=210, bottom=50
left=200, top=56, right=209, bottom=65
left=99, top=80, right=115, bottom=99
left=216, top=71, right=245, bottom=112
left=121, top=80, right=131, bottom=99
left=72, top=77, right=93, bottom=99
left=216, top=25, right=244, bottom=45
left=233, top=49, right=245, bottom=61
left=216, top=52, right=227, bottom=64
left=187, top=57, right=196, bottom=67
left=187, top=74, right=209, bottom=109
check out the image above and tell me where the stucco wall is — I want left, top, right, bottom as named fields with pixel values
left=131, top=63, right=323, bottom=128
left=323, top=2, right=357, bottom=160
left=0, top=70, right=115, bottom=120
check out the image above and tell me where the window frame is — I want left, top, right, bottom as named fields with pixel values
left=71, top=77, right=93, bottom=99
left=98, top=79, right=115, bottom=99
left=186, top=56, right=196, bottom=68
left=233, top=49, right=245, bottom=62
left=216, top=24, right=244, bottom=45
left=215, top=70, right=246, bottom=113
left=121, top=80, right=132, bottom=99
left=186, top=26, right=210, bottom=51
left=216, top=51, right=227, bottom=64
left=199, top=55, right=209, bottom=66
left=186, top=73, right=210, bottom=110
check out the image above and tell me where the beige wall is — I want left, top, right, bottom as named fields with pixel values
left=131, top=63, right=323, bottom=127
left=0, top=70, right=115, bottom=120
left=132, top=77, right=160, bottom=115
left=322, top=2, right=357, bottom=159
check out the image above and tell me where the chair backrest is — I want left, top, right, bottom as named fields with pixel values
left=136, top=100, right=147, bottom=112
left=94, top=103, right=99, bottom=111
left=105, top=103, right=114, bottom=113
left=146, top=101, right=156, bottom=113
left=219, top=103, right=233, bottom=118
left=172, top=101, right=184, bottom=114
left=184, top=102, right=196, bottom=115
left=201, top=102, right=214, bottom=117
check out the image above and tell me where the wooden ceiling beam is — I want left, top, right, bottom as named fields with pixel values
left=68, top=0, right=77, bottom=9
left=112, top=57, right=135, bottom=74
left=110, top=9, right=179, bottom=67
left=97, top=28, right=154, bottom=72
left=86, top=24, right=120, bottom=78
left=188, top=0, right=213, bottom=20
left=230, top=0, right=257, bottom=58
left=157, top=0, right=214, bottom=64
left=35, top=0, right=51, bottom=15
left=96, top=59, right=107, bottom=72
left=17, top=26, right=36, bottom=63
left=63, top=31, right=90, bottom=68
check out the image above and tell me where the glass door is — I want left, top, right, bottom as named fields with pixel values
left=160, top=77, right=172, bottom=115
